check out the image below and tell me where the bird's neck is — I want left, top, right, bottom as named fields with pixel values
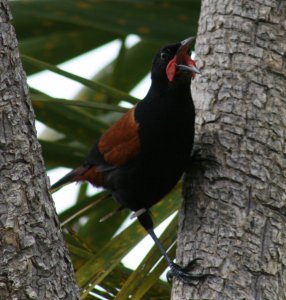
left=170, top=76, right=192, bottom=92
left=148, top=79, right=168, bottom=98
left=167, top=78, right=192, bottom=105
left=148, top=77, right=191, bottom=97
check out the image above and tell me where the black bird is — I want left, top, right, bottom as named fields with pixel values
left=51, top=37, right=205, bottom=283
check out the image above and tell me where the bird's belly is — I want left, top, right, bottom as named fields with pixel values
left=106, top=113, right=195, bottom=211
left=106, top=143, right=190, bottom=211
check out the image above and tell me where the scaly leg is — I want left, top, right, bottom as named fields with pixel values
left=137, top=211, right=209, bottom=284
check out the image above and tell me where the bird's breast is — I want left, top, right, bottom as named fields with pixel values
left=137, top=103, right=194, bottom=157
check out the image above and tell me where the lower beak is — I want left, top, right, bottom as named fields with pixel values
left=176, top=64, right=201, bottom=75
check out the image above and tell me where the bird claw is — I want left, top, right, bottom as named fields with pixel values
left=191, top=150, right=218, bottom=167
left=186, top=150, right=219, bottom=173
left=166, top=258, right=209, bottom=285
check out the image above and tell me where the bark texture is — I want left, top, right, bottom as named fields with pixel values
left=172, top=0, right=286, bottom=299
left=0, top=1, right=79, bottom=299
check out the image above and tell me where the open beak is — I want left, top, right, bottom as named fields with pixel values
left=176, top=36, right=201, bottom=75
left=166, top=36, right=201, bottom=81
left=176, top=64, right=201, bottom=75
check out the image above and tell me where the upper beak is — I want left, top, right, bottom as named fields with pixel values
left=181, top=36, right=196, bottom=47
left=175, top=36, right=201, bottom=75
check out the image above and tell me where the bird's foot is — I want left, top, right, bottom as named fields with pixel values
left=186, top=149, right=218, bottom=173
left=167, top=258, right=209, bottom=285
left=192, top=150, right=218, bottom=167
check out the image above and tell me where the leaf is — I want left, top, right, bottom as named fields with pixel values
left=59, top=191, right=111, bottom=224
left=32, top=94, right=128, bottom=113
left=19, top=29, right=116, bottom=75
left=12, top=0, right=201, bottom=43
left=40, top=139, right=86, bottom=168
left=77, top=40, right=159, bottom=103
left=34, top=98, right=108, bottom=146
left=22, top=54, right=138, bottom=103
left=59, top=191, right=129, bottom=251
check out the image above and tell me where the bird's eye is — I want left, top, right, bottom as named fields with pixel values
left=160, top=52, right=169, bottom=60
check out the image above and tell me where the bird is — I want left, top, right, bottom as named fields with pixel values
left=50, top=36, right=206, bottom=284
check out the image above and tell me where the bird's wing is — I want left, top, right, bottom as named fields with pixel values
left=50, top=108, right=140, bottom=193
left=98, top=107, right=140, bottom=166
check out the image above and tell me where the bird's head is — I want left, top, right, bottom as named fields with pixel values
left=151, top=36, right=201, bottom=83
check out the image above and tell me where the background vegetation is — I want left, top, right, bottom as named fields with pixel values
left=11, top=1, right=201, bottom=298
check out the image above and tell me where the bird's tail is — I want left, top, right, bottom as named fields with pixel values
left=49, top=166, right=88, bottom=194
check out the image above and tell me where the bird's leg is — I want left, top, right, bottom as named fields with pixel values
left=137, top=211, right=209, bottom=284
left=130, top=207, right=147, bottom=219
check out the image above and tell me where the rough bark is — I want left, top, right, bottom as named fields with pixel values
left=0, top=1, right=79, bottom=299
left=172, top=0, right=286, bottom=299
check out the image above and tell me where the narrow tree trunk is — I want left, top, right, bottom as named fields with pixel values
left=172, top=0, right=286, bottom=299
left=0, top=1, right=79, bottom=299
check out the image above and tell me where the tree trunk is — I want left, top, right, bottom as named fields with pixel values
left=172, top=0, right=286, bottom=299
left=0, top=1, right=79, bottom=299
